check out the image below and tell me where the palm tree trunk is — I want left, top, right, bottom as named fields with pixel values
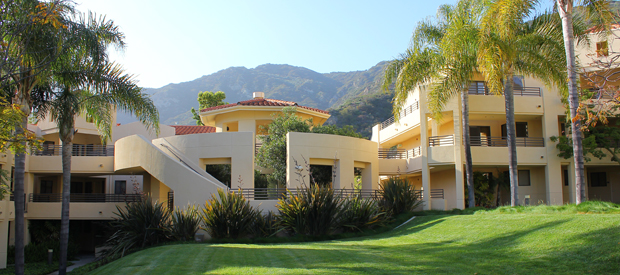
left=58, top=132, right=73, bottom=275
left=504, top=74, right=519, bottom=206
left=13, top=115, right=27, bottom=275
left=557, top=0, right=586, bottom=204
left=462, top=89, right=475, bottom=208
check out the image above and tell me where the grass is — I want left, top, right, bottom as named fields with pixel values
left=87, top=202, right=620, bottom=274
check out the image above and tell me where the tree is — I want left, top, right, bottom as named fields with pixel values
left=256, top=107, right=363, bottom=187
left=552, top=115, right=620, bottom=165
left=478, top=0, right=568, bottom=206
left=555, top=0, right=615, bottom=204
left=383, top=0, right=484, bottom=208
left=190, top=91, right=228, bottom=125
left=4, top=1, right=72, bottom=273
left=33, top=13, right=159, bottom=274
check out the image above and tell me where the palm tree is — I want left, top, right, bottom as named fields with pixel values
left=554, top=0, right=615, bottom=204
left=383, top=0, right=485, bottom=208
left=6, top=1, right=72, bottom=273
left=478, top=0, right=569, bottom=206
left=36, top=14, right=159, bottom=274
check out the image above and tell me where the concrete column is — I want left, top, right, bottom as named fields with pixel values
left=0, top=202, right=9, bottom=269
left=545, top=162, right=563, bottom=205
left=238, top=119, right=257, bottom=135
left=361, top=164, right=373, bottom=190
left=419, top=86, right=432, bottom=210
left=453, top=98, right=466, bottom=210
left=335, top=160, right=354, bottom=190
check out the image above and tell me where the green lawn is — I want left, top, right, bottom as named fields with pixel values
left=88, top=212, right=620, bottom=274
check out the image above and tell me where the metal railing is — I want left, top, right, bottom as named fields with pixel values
left=380, top=101, right=420, bottom=129
left=168, top=191, right=174, bottom=209
left=430, top=189, right=444, bottom=199
left=429, top=135, right=455, bottom=147
left=255, top=143, right=262, bottom=155
left=469, top=136, right=545, bottom=147
left=33, top=145, right=114, bottom=156
left=28, top=193, right=142, bottom=203
left=234, top=188, right=444, bottom=201
left=468, top=83, right=541, bottom=97
left=378, top=147, right=422, bottom=159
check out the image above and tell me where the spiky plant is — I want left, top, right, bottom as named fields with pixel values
left=341, top=195, right=384, bottom=232
left=378, top=178, right=422, bottom=216
left=200, top=189, right=259, bottom=239
left=170, top=205, right=201, bottom=242
left=277, top=186, right=346, bottom=236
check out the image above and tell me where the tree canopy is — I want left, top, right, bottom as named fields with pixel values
left=191, top=91, right=228, bottom=125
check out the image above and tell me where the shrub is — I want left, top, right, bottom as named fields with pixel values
left=252, top=211, right=279, bottom=237
left=378, top=177, right=422, bottom=216
left=103, top=196, right=171, bottom=258
left=277, top=186, right=345, bottom=236
left=8, top=241, right=79, bottom=264
left=341, top=195, right=384, bottom=232
left=170, top=205, right=201, bottom=242
left=201, top=189, right=259, bottom=239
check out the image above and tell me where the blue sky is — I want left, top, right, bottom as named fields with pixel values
left=76, top=1, right=553, bottom=89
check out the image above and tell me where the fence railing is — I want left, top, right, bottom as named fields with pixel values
left=29, top=193, right=142, bottom=203
left=468, top=84, right=542, bottom=97
left=378, top=147, right=422, bottom=159
left=233, top=188, right=444, bottom=201
left=380, top=101, right=420, bottom=130
left=429, top=135, right=455, bottom=147
left=33, top=145, right=114, bottom=156
left=168, top=191, right=174, bottom=209
left=469, top=136, right=544, bottom=147
left=255, top=143, right=262, bottom=155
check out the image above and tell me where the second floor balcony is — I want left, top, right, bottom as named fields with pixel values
left=33, top=145, right=114, bottom=156
left=29, top=193, right=142, bottom=203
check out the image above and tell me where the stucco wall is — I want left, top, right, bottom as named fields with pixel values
left=112, top=122, right=175, bottom=143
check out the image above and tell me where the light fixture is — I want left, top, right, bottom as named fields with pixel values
left=537, top=105, right=542, bottom=108
left=295, top=165, right=303, bottom=171
left=99, top=164, right=103, bottom=167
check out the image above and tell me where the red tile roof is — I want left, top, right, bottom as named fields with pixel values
left=170, top=125, right=216, bottom=135
left=200, top=98, right=329, bottom=114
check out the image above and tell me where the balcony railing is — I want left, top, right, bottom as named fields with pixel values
left=33, top=145, right=114, bottom=156
left=429, top=135, right=455, bottom=147
left=380, top=101, right=420, bottom=130
left=468, top=83, right=541, bottom=97
left=234, top=188, right=444, bottom=201
left=378, top=147, right=422, bottom=159
left=29, top=193, right=142, bottom=203
left=469, top=136, right=544, bottom=147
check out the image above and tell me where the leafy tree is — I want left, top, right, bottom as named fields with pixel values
left=551, top=117, right=620, bottom=165
left=383, top=0, right=484, bottom=208
left=34, top=12, right=159, bottom=274
left=554, top=0, right=616, bottom=204
left=190, top=91, right=228, bottom=125
left=4, top=1, right=72, bottom=273
left=256, top=107, right=363, bottom=186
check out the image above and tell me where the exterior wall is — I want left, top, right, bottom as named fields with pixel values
left=27, top=156, right=114, bottom=173
left=112, top=122, right=175, bottom=143
left=287, top=132, right=379, bottom=190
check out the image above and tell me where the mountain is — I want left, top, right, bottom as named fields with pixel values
left=117, top=61, right=392, bottom=135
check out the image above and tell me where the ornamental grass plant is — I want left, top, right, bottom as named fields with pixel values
left=378, top=177, right=422, bottom=216
left=200, top=189, right=260, bottom=239
left=277, top=186, right=346, bottom=236
left=170, top=205, right=201, bottom=241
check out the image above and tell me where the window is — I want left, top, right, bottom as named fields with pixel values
left=114, top=180, right=127, bottom=194
left=590, top=172, right=607, bottom=187
left=502, top=122, right=528, bottom=138
left=596, top=41, right=609, bottom=57
left=563, top=170, right=569, bottom=186
left=518, top=170, right=531, bottom=186
left=40, top=180, right=53, bottom=194
left=71, top=182, right=84, bottom=193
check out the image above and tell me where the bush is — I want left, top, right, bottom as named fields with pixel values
left=277, top=186, right=345, bottom=236
left=341, top=195, right=384, bottom=232
left=7, top=241, right=79, bottom=264
left=252, top=211, right=279, bottom=237
left=103, top=196, right=171, bottom=258
left=170, top=205, right=201, bottom=242
left=201, top=189, right=260, bottom=239
left=378, top=177, right=422, bottom=216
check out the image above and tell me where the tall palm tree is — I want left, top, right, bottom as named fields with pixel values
left=34, top=13, right=159, bottom=274
left=6, top=1, right=72, bottom=273
left=555, top=0, right=615, bottom=204
left=478, top=0, right=569, bottom=206
left=383, top=0, right=485, bottom=208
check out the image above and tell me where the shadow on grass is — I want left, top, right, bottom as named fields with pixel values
left=91, top=217, right=614, bottom=275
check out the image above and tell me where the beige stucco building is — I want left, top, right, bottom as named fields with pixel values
left=0, top=29, right=618, bottom=269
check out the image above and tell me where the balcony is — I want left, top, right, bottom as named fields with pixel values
left=429, top=135, right=455, bottom=147
left=28, top=193, right=142, bottom=203
left=234, top=188, right=444, bottom=200
left=468, top=82, right=541, bottom=97
left=378, top=147, right=421, bottom=159
left=33, top=145, right=114, bottom=156
left=380, top=101, right=420, bottom=130
left=469, top=136, right=544, bottom=147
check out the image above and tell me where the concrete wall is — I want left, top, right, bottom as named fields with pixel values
left=287, top=132, right=379, bottom=190
left=113, top=122, right=175, bottom=143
